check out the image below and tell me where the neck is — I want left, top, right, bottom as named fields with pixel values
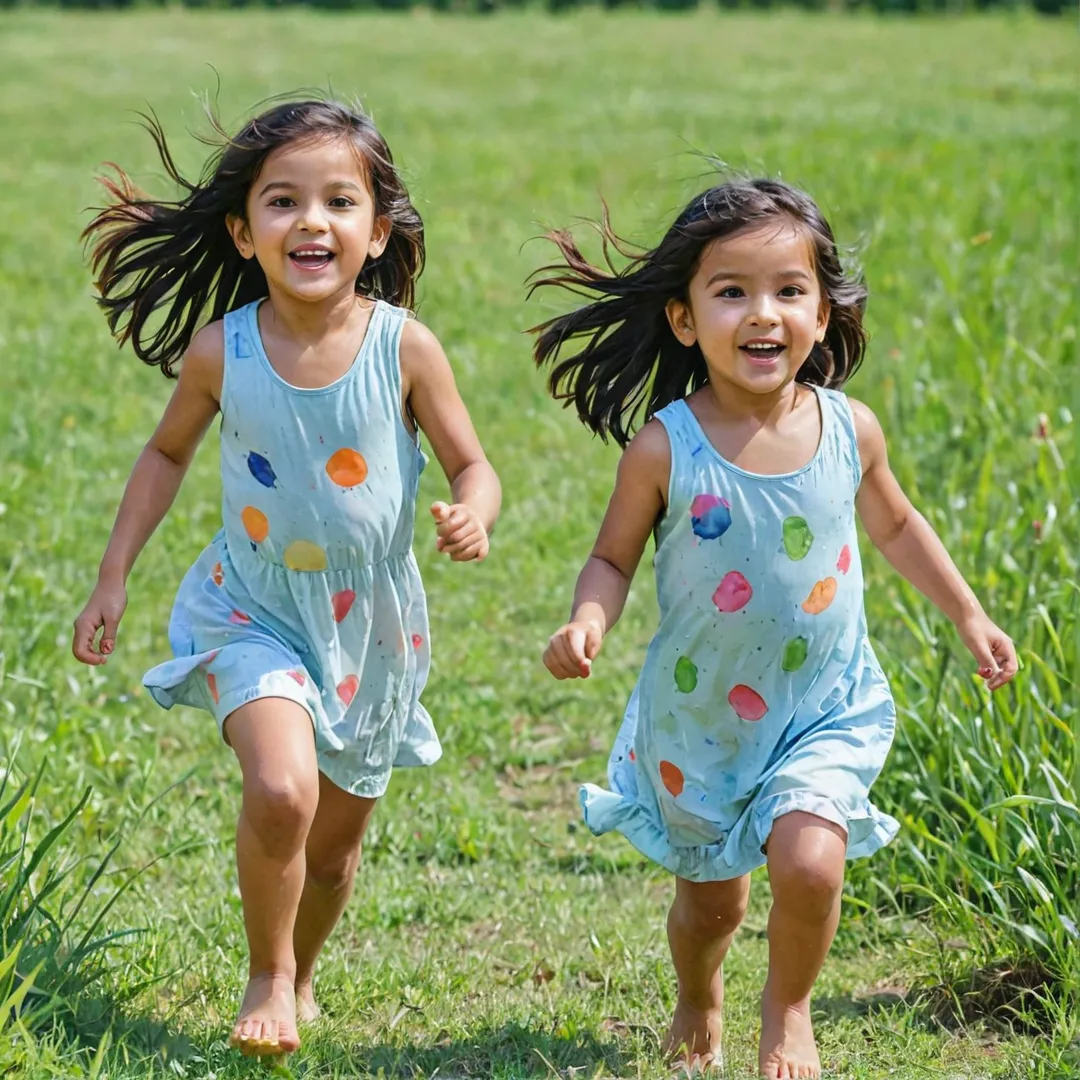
left=261, top=284, right=371, bottom=346
left=703, top=375, right=802, bottom=426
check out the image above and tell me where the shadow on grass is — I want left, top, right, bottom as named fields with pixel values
left=813, top=985, right=911, bottom=1024
left=357, top=1021, right=631, bottom=1078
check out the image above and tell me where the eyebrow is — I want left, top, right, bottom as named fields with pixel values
left=257, top=179, right=367, bottom=197
left=706, top=268, right=815, bottom=286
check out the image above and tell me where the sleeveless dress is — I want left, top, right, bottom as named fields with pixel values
left=143, top=298, right=440, bottom=798
left=581, top=387, right=899, bottom=881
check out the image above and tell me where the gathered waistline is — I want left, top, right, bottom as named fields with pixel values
left=219, top=528, right=415, bottom=576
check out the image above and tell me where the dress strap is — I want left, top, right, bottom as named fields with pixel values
left=815, top=387, right=863, bottom=490
left=221, top=301, right=264, bottom=420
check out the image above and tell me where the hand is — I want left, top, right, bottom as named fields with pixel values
left=72, top=580, right=128, bottom=666
left=956, top=613, right=1019, bottom=691
left=543, top=620, right=603, bottom=680
left=430, top=501, right=489, bottom=562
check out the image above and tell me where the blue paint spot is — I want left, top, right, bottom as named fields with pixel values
left=247, top=452, right=278, bottom=489
left=689, top=494, right=732, bottom=541
left=250, top=542, right=257, bottom=552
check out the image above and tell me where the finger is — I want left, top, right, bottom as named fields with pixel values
left=72, top=615, right=105, bottom=666
left=448, top=540, right=486, bottom=562
left=443, top=530, right=484, bottom=557
left=546, top=636, right=581, bottom=680
left=543, top=642, right=572, bottom=680
left=989, top=639, right=1019, bottom=690
left=100, top=612, right=121, bottom=656
left=430, top=501, right=451, bottom=523
left=440, top=520, right=477, bottom=547
left=567, top=627, right=592, bottom=677
left=584, top=624, right=603, bottom=661
left=969, top=639, right=998, bottom=682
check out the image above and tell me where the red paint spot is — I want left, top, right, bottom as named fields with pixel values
left=659, top=760, right=685, bottom=797
left=287, top=670, right=305, bottom=686
left=628, top=748, right=636, bottom=761
left=837, top=545, right=852, bottom=575
left=728, top=684, right=768, bottom=721
left=207, top=672, right=219, bottom=704
left=337, top=674, right=360, bottom=707
left=412, top=634, right=423, bottom=649
left=229, top=610, right=251, bottom=625
left=332, top=589, right=356, bottom=623
left=712, top=570, right=753, bottom=613
left=211, top=562, right=224, bottom=586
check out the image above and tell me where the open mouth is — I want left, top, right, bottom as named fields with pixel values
left=289, top=248, right=335, bottom=271
left=740, top=343, right=785, bottom=363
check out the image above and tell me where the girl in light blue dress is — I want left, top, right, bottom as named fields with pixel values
left=531, top=178, right=1017, bottom=1078
left=73, top=99, right=500, bottom=1058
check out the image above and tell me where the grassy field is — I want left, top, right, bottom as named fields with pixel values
left=0, top=9, right=1077, bottom=1079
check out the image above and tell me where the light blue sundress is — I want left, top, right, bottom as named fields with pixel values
left=144, top=298, right=441, bottom=798
left=581, top=387, right=900, bottom=881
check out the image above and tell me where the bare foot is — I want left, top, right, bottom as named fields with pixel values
left=759, top=992, right=820, bottom=1079
left=295, top=978, right=321, bottom=1023
left=662, top=997, right=723, bottom=1074
left=229, top=973, right=300, bottom=1056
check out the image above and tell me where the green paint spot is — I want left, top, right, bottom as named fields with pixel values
left=674, top=656, right=698, bottom=693
left=782, top=636, right=809, bottom=672
left=783, top=517, right=814, bottom=561
left=658, top=711, right=679, bottom=735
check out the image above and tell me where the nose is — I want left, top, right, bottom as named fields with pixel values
left=297, top=201, right=329, bottom=233
left=746, top=292, right=780, bottom=327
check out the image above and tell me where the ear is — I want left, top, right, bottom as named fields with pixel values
left=226, top=214, right=255, bottom=260
left=815, top=296, right=831, bottom=343
left=367, top=215, right=391, bottom=260
left=665, top=297, right=697, bottom=347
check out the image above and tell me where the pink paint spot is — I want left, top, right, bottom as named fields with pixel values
left=200, top=650, right=219, bottom=668
left=712, top=571, right=753, bottom=613
left=332, top=589, right=356, bottom=623
left=207, top=673, right=219, bottom=704
left=412, top=634, right=424, bottom=649
left=728, top=684, right=768, bottom=721
left=287, top=670, right=306, bottom=686
left=229, top=610, right=251, bottom=626
left=837, top=545, right=852, bottom=575
left=337, top=675, right=360, bottom=707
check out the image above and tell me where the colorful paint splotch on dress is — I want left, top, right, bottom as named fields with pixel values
left=581, top=388, right=899, bottom=881
left=144, top=299, right=440, bottom=798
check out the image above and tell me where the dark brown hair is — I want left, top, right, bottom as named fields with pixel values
left=529, top=178, right=868, bottom=447
left=84, top=98, right=425, bottom=378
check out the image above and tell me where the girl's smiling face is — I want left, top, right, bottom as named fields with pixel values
left=228, top=136, right=390, bottom=304
left=666, top=220, right=830, bottom=397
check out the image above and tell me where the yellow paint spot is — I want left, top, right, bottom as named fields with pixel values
left=283, top=540, right=328, bottom=572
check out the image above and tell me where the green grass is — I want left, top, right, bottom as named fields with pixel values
left=0, top=9, right=1076, bottom=1078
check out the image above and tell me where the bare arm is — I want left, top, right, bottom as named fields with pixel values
left=851, top=398, right=1018, bottom=690
left=72, top=324, right=224, bottom=664
left=544, top=421, right=670, bottom=679
left=401, top=319, right=501, bottom=561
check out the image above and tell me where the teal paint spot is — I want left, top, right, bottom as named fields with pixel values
left=783, top=516, right=813, bottom=560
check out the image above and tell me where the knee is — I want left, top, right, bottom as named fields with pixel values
left=672, top=879, right=749, bottom=939
left=305, top=845, right=362, bottom=894
left=244, top=771, right=319, bottom=850
left=768, top=856, right=844, bottom=921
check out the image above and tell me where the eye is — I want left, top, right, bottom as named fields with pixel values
left=328, top=196, right=355, bottom=209
left=717, top=286, right=744, bottom=299
left=778, top=285, right=804, bottom=298
left=269, top=197, right=295, bottom=208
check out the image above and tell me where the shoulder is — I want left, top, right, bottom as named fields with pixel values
left=399, top=316, right=449, bottom=378
left=845, top=396, right=888, bottom=464
left=180, top=321, right=225, bottom=398
left=618, top=418, right=671, bottom=496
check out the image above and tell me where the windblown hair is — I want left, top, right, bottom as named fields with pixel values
left=84, top=98, right=425, bottom=378
left=529, top=178, right=867, bottom=447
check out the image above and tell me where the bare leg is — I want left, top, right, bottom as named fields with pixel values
left=662, top=875, right=751, bottom=1073
left=293, top=773, right=378, bottom=1021
left=759, top=811, right=847, bottom=1080
left=224, top=698, right=320, bottom=1056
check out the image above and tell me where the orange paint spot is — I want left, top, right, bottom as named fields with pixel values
left=211, top=562, right=224, bottom=586
left=802, top=577, right=838, bottom=615
left=332, top=589, right=356, bottom=623
left=659, top=760, right=685, bottom=797
left=325, top=448, right=368, bottom=488
left=241, top=506, right=269, bottom=543
left=287, top=670, right=305, bottom=686
left=207, top=672, right=219, bottom=704
left=230, top=610, right=251, bottom=625
left=337, top=674, right=360, bottom=706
